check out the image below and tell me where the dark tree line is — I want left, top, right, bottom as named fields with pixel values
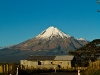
left=69, top=39, right=100, bottom=67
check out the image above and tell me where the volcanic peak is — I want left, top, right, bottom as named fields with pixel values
left=35, top=26, right=71, bottom=39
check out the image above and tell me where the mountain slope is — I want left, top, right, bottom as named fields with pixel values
left=10, top=26, right=88, bottom=51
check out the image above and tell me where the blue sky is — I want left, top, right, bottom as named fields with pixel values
left=0, top=0, right=100, bottom=47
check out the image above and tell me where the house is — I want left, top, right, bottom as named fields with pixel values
left=20, top=55, right=76, bottom=69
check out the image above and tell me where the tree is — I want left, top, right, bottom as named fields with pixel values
left=96, top=0, right=100, bottom=12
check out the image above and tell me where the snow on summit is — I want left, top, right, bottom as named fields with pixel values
left=36, top=26, right=71, bottom=39
left=78, top=38, right=86, bottom=41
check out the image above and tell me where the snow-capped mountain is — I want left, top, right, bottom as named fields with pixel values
left=36, top=26, right=71, bottom=39
left=0, top=26, right=89, bottom=62
left=10, top=26, right=89, bottom=51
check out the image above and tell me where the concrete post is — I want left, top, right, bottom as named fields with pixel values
left=54, top=67, right=56, bottom=73
left=78, top=69, right=80, bottom=75
left=16, top=67, right=18, bottom=75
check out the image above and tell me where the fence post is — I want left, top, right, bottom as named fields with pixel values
left=78, top=69, right=80, bottom=75
left=54, top=67, right=56, bottom=73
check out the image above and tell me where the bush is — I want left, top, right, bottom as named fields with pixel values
left=18, top=68, right=77, bottom=75
left=0, top=73, right=5, bottom=75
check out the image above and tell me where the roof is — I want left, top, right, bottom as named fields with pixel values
left=54, top=55, right=74, bottom=60
left=27, top=55, right=74, bottom=61
left=28, top=56, right=56, bottom=60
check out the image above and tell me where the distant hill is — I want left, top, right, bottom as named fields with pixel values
left=0, top=26, right=89, bottom=63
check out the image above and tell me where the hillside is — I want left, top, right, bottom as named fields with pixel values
left=70, top=39, right=100, bottom=67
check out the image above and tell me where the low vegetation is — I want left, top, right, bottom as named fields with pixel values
left=18, top=68, right=77, bottom=75
left=69, top=39, right=100, bottom=75
left=81, top=62, right=100, bottom=75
